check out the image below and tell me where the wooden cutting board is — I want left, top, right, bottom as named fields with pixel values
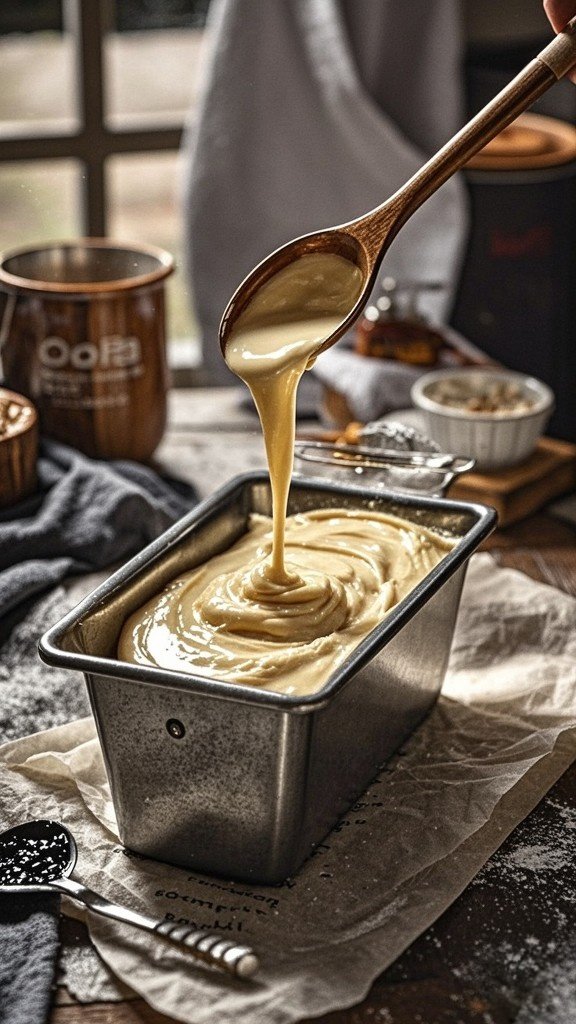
left=449, top=436, right=576, bottom=527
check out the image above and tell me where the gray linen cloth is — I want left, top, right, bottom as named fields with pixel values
left=0, top=892, right=61, bottom=1024
left=0, top=593, right=85, bottom=1024
left=0, top=439, right=196, bottom=621
left=182, top=0, right=467, bottom=385
left=0, top=444, right=196, bottom=1024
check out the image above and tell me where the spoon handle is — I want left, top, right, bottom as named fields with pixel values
left=354, top=16, right=576, bottom=250
left=52, top=875, right=259, bottom=979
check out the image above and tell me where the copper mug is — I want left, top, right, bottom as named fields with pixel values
left=0, top=239, right=174, bottom=461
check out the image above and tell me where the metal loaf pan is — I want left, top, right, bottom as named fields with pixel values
left=39, top=473, right=496, bottom=884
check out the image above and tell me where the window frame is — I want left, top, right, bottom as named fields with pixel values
left=0, top=0, right=184, bottom=237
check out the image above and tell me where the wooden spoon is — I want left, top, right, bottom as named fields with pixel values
left=219, top=17, right=576, bottom=356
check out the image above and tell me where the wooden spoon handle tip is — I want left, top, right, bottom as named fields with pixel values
left=538, top=14, right=576, bottom=78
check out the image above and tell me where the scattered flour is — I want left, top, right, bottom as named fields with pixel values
left=454, top=793, right=576, bottom=1021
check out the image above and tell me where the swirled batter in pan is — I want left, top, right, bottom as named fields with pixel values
left=118, top=506, right=452, bottom=695
left=119, top=253, right=453, bottom=694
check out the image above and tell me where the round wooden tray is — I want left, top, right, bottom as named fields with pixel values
left=467, top=112, right=576, bottom=170
left=0, top=386, right=38, bottom=507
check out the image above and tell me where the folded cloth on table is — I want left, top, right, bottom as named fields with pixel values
left=312, top=328, right=490, bottom=424
left=0, top=892, right=60, bottom=1024
left=313, top=345, right=424, bottom=423
left=0, top=447, right=196, bottom=1022
left=0, top=439, right=197, bottom=621
left=0, top=592, right=84, bottom=1024
left=0, top=589, right=106, bottom=1021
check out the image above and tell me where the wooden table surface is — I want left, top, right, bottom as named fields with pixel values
left=50, top=389, right=576, bottom=1024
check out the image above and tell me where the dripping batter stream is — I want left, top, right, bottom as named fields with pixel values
left=119, top=252, right=454, bottom=694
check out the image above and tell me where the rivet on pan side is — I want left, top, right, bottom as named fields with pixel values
left=166, top=719, right=186, bottom=739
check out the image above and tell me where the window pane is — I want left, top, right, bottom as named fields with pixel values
left=0, top=14, right=76, bottom=136
left=107, top=152, right=195, bottom=346
left=105, top=28, right=205, bottom=130
left=0, top=4, right=61, bottom=35
left=0, top=160, right=80, bottom=251
left=115, top=1, right=211, bottom=31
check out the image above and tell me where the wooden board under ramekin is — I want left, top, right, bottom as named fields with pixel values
left=449, top=437, right=576, bottom=527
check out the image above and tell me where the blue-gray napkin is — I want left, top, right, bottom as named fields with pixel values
left=0, top=893, right=61, bottom=1024
left=0, top=439, right=196, bottom=621
left=0, top=590, right=90, bottom=1024
left=0, top=440, right=197, bottom=1023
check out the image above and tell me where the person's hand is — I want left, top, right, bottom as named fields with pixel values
left=544, top=0, right=576, bottom=81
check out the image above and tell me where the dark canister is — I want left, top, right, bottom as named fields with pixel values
left=451, top=113, right=576, bottom=442
left=0, top=239, right=174, bottom=461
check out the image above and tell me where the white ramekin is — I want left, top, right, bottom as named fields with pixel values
left=411, top=368, right=555, bottom=471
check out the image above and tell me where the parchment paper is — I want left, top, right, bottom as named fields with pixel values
left=2, top=553, right=576, bottom=1024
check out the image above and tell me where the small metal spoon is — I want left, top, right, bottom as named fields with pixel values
left=219, top=18, right=576, bottom=357
left=0, top=820, right=259, bottom=979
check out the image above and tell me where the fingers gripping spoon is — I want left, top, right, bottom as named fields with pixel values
left=0, top=820, right=259, bottom=979
left=219, top=18, right=576, bottom=359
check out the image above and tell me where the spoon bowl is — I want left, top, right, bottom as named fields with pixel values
left=0, top=820, right=259, bottom=979
left=219, top=18, right=576, bottom=360
left=219, top=228, right=370, bottom=358
left=0, top=819, right=76, bottom=892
